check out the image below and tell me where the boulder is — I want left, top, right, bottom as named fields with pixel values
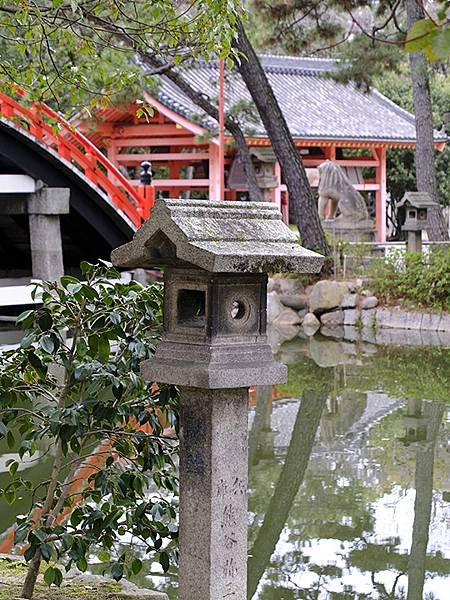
left=438, top=313, right=450, bottom=332
left=272, top=307, right=302, bottom=327
left=341, top=293, right=357, bottom=309
left=309, top=281, right=349, bottom=314
left=421, top=313, right=441, bottom=331
left=267, top=324, right=300, bottom=351
left=302, top=312, right=320, bottom=336
left=269, top=275, right=304, bottom=295
left=267, top=291, right=284, bottom=323
left=360, top=308, right=377, bottom=329
left=309, top=337, right=354, bottom=368
left=280, top=293, right=307, bottom=310
left=344, top=326, right=360, bottom=342
left=344, top=309, right=360, bottom=326
left=320, top=325, right=345, bottom=339
left=320, top=310, right=344, bottom=326
left=360, top=296, right=379, bottom=310
left=298, top=308, right=308, bottom=321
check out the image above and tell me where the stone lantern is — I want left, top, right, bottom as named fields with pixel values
left=112, top=198, right=323, bottom=600
left=396, top=192, right=435, bottom=252
left=400, top=398, right=429, bottom=444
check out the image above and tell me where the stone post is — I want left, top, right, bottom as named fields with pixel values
left=28, top=188, right=69, bottom=280
left=110, top=199, right=324, bottom=600
left=179, top=388, right=248, bottom=599
left=407, top=230, right=422, bottom=253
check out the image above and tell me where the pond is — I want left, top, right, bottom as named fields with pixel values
left=1, top=328, right=449, bottom=599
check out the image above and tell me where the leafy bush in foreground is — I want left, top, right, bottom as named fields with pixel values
left=0, top=262, right=179, bottom=599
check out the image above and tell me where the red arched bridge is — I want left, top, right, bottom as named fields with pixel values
left=0, top=90, right=153, bottom=278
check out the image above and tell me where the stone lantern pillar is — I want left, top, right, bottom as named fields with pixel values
left=111, top=199, right=323, bottom=600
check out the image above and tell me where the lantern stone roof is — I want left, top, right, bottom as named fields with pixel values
left=396, top=191, right=437, bottom=209
left=152, top=55, right=447, bottom=145
left=111, top=198, right=323, bottom=274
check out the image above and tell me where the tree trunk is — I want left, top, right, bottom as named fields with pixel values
left=232, top=20, right=330, bottom=256
left=21, top=552, right=42, bottom=599
left=139, top=54, right=264, bottom=203
left=405, top=0, right=448, bottom=241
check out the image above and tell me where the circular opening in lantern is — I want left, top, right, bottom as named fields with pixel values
left=231, top=300, right=246, bottom=320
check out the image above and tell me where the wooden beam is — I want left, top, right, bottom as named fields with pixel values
left=115, top=152, right=210, bottom=163
left=143, top=92, right=212, bottom=139
left=301, top=158, right=379, bottom=167
left=127, top=178, right=210, bottom=187
left=115, top=137, right=199, bottom=148
left=105, top=123, right=191, bottom=137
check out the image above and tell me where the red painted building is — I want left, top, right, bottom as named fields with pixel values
left=77, top=56, right=446, bottom=242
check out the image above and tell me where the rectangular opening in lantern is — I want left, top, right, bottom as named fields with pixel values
left=177, top=289, right=206, bottom=328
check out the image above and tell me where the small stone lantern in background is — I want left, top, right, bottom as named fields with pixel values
left=400, top=398, right=429, bottom=444
left=396, top=191, right=436, bottom=253
left=112, top=199, right=323, bottom=600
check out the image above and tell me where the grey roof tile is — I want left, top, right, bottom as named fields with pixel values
left=154, top=55, right=447, bottom=144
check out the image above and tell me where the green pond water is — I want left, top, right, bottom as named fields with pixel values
left=1, top=331, right=449, bottom=599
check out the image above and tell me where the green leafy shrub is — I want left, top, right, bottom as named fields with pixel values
left=0, top=262, right=179, bottom=599
left=368, top=247, right=450, bottom=311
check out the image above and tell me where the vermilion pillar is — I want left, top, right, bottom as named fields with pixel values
left=375, top=146, right=387, bottom=242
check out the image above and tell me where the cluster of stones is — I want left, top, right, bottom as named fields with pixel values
left=268, top=278, right=379, bottom=335
left=267, top=277, right=450, bottom=341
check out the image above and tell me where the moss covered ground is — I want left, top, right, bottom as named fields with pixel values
left=0, top=558, right=124, bottom=600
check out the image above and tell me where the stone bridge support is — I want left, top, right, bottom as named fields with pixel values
left=0, top=186, right=69, bottom=281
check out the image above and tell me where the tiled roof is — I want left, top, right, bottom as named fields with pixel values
left=154, top=55, right=447, bottom=144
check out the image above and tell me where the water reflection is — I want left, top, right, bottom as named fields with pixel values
left=0, top=331, right=449, bottom=599
left=249, top=336, right=449, bottom=599
left=248, top=385, right=329, bottom=599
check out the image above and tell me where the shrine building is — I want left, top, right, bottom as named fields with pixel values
left=77, top=55, right=447, bottom=242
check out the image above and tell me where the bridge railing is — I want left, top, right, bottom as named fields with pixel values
left=0, top=90, right=151, bottom=227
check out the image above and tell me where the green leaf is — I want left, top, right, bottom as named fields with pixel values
left=16, top=309, right=34, bottom=329
left=98, top=550, right=111, bottom=562
left=0, top=422, right=7, bottom=437
left=38, top=311, right=53, bottom=331
left=28, top=351, right=47, bottom=375
left=76, top=556, right=87, bottom=572
left=131, top=558, right=142, bottom=575
left=159, top=551, right=169, bottom=573
left=60, top=275, right=80, bottom=288
left=4, top=489, right=16, bottom=504
left=405, top=19, right=437, bottom=53
left=8, top=461, right=19, bottom=477
left=53, top=567, right=63, bottom=587
left=62, top=534, right=74, bottom=550
left=14, top=522, right=29, bottom=544
left=44, top=566, right=55, bottom=586
left=20, top=332, right=36, bottom=349
left=430, top=27, right=450, bottom=60
left=40, top=335, right=55, bottom=354
left=111, top=562, right=123, bottom=581
left=6, top=430, right=15, bottom=449
left=98, top=336, right=110, bottom=363
left=41, top=543, right=53, bottom=562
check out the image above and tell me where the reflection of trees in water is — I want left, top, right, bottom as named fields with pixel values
left=248, top=380, right=449, bottom=599
left=247, top=386, right=329, bottom=599
left=320, top=389, right=367, bottom=443
left=407, top=401, right=445, bottom=600
left=249, top=386, right=275, bottom=466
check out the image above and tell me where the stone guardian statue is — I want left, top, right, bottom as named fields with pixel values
left=317, top=160, right=375, bottom=241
